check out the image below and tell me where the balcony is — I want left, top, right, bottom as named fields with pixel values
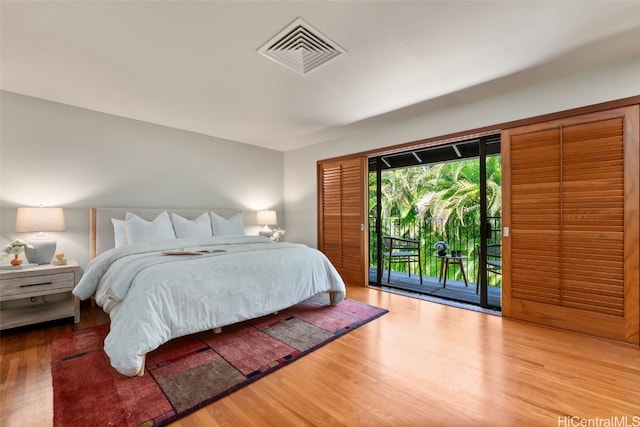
left=369, top=269, right=502, bottom=308
left=369, top=217, right=502, bottom=309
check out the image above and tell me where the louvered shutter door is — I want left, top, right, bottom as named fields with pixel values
left=509, top=127, right=562, bottom=305
left=318, top=157, right=366, bottom=286
left=502, top=106, right=639, bottom=344
left=562, top=118, right=625, bottom=316
left=320, top=163, right=342, bottom=267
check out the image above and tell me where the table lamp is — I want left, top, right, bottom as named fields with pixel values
left=257, top=210, right=277, bottom=237
left=15, top=207, right=66, bottom=264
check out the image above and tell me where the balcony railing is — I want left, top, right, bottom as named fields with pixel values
left=369, top=216, right=502, bottom=287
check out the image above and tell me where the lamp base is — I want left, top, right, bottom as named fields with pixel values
left=259, top=225, right=273, bottom=238
left=25, top=237, right=56, bottom=264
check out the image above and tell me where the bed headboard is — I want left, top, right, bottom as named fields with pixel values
left=90, top=208, right=247, bottom=259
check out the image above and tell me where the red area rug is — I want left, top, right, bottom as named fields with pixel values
left=51, top=295, right=387, bottom=427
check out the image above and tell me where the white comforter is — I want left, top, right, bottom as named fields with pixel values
left=73, top=236, right=346, bottom=376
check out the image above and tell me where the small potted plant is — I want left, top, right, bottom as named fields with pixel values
left=434, top=241, right=449, bottom=256
left=2, top=237, right=33, bottom=266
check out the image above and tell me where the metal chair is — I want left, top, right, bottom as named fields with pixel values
left=383, top=236, right=423, bottom=284
left=476, top=243, right=501, bottom=293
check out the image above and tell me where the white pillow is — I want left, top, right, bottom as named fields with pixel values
left=171, top=212, right=212, bottom=238
left=111, top=218, right=128, bottom=248
left=125, top=211, right=176, bottom=244
left=210, top=212, right=245, bottom=236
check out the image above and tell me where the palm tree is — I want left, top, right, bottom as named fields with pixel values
left=369, top=156, right=502, bottom=283
left=371, top=166, right=430, bottom=238
left=417, top=156, right=501, bottom=236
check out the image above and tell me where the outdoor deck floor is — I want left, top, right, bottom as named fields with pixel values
left=369, top=268, right=502, bottom=309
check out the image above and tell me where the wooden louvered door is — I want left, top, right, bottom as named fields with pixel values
left=502, top=106, right=639, bottom=344
left=506, top=127, right=562, bottom=306
left=318, top=157, right=367, bottom=286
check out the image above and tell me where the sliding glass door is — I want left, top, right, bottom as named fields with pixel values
left=367, top=135, right=502, bottom=310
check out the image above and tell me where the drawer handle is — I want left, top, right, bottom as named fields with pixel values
left=20, top=281, right=53, bottom=288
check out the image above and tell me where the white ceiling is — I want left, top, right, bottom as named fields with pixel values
left=2, top=1, right=639, bottom=152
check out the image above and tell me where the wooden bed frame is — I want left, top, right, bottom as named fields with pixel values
left=88, top=207, right=339, bottom=376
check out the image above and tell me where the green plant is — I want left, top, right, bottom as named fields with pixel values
left=369, top=156, right=502, bottom=286
left=2, top=237, right=32, bottom=258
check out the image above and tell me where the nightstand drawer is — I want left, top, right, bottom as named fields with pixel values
left=0, top=272, right=75, bottom=298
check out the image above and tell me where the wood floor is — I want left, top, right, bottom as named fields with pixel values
left=2, top=287, right=639, bottom=426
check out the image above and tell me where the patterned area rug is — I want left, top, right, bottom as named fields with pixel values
left=51, top=295, right=388, bottom=427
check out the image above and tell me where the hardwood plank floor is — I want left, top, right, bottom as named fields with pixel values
left=1, top=287, right=639, bottom=426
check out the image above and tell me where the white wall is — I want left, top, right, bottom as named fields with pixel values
left=0, top=91, right=284, bottom=268
left=2, top=56, right=638, bottom=266
left=284, top=57, right=640, bottom=247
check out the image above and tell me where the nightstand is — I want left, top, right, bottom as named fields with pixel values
left=0, top=260, right=80, bottom=330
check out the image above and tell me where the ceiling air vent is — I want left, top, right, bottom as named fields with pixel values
left=258, top=18, right=345, bottom=75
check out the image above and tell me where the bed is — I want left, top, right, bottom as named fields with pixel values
left=72, top=208, right=346, bottom=376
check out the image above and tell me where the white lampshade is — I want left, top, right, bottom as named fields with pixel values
left=16, top=207, right=66, bottom=264
left=16, top=207, right=66, bottom=232
left=257, top=210, right=277, bottom=237
left=256, top=210, right=277, bottom=226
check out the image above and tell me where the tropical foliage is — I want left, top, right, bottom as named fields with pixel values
left=369, top=156, right=502, bottom=286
